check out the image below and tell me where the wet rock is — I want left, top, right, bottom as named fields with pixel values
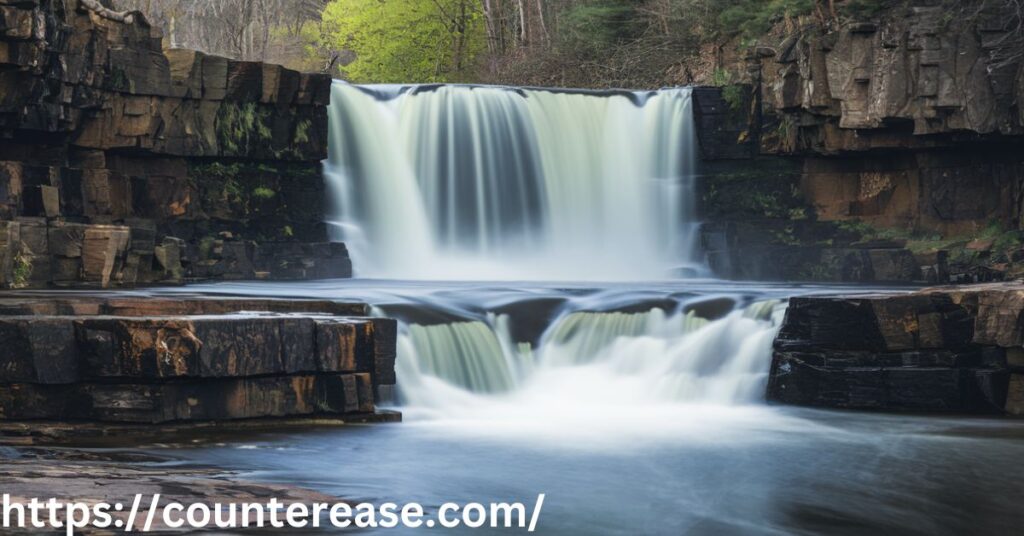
left=0, top=454, right=341, bottom=532
left=0, top=318, right=78, bottom=384
left=770, top=284, right=1024, bottom=414
left=0, top=295, right=396, bottom=423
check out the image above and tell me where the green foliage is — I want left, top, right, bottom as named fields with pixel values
left=217, top=103, right=272, bottom=154
left=840, top=0, right=889, bottom=18
left=711, top=68, right=733, bottom=86
left=722, top=84, right=746, bottom=113
left=838, top=219, right=1024, bottom=257
left=282, top=225, right=295, bottom=238
left=12, top=252, right=31, bottom=288
left=560, top=0, right=643, bottom=55
left=718, top=0, right=815, bottom=38
left=294, top=119, right=311, bottom=145
left=252, top=186, right=276, bottom=200
left=320, top=0, right=485, bottom=83
left=193, top=162, right=242, bottom=178
left=222, top=178, right=246, bottom=208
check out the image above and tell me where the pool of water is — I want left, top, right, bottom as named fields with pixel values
left=140, top=279, right=1024, bottom=535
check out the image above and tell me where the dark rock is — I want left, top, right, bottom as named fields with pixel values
left=0, top=1, right=344, bottom=288
left=0, top=295, right=397, bottom=423
left=770, top=284, right=1021, bottom=414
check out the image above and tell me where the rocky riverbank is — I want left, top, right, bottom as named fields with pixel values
left=769, top=282, right=1024, bottom=416
left=695, top=1, right=1024, bottom=284
left=0, top=293, right=397, bottom=428
left=1, top=0, right=348, bottom=289
left=0, top=445, right=344, bottom=534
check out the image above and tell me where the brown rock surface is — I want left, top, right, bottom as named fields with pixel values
left=0, top=294, right=397, bottom=424
left=770, top=282, right=1024, bottom=414
left=0, top=1, right=348, bottom=288
left=0, top=448, right=343, bottom=534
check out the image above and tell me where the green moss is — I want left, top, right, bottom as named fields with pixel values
left=712, top=68, right=733, bottom=86
left=839, top=219, right=1024, bottom=257
left=294, top=119, right=311, bottom=145
left=722, top=84, right=746, bottom=115
left=224, top=178, right=245, bottom=203
left=193, top=162, right=243, bottom=178
left=282, top=225, right=294, bottom=238
left=198, top=236, right=218, bottom=259
left=12, top=252, right=31, bottom=288
left=216, top=103, right=273, bottom=155
left=252, top=186, right=276, bottom=200
left=771, top=225, right=802, bottom=246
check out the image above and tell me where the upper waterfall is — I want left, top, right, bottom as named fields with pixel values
left=325, top=82, right=701, bottom=280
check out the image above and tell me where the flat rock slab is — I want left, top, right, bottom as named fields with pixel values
left=0, top=372, right=376, bottom=423
left=0, top=314, right=391, bottom=383
left=0, top=295, right=368, bottom=317
left=0, top=449, right=341, bottom=534
left=0, top=295, right=398, bottom=424
left=770, top=283, right=1024, bottom=415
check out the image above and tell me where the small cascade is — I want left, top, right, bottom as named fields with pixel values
left=395, top=300, right=787, bottom=410
left=325, top=83, right=701, bottom=280
left=402, top=320, right=520, bottom=393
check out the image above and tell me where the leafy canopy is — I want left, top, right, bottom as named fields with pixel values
left=320, top=0, right=484, bottom=83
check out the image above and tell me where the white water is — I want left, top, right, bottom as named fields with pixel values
left=321, top=82, right=787, bottom=445
left=325, top=83, right=700, bottom=280
left=396, top=299, right=788, bottom=445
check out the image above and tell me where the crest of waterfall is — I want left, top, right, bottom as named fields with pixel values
left=396, top=300, right=787, bottom=410
left=325, top=82, right=701, bottom=280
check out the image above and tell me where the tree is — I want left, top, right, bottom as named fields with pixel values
left=319, top=0, right=485, bottom=83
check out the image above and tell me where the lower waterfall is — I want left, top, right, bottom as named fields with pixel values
left=325, top=83, right=700, bottom=280
left=394, top=299, right=787, bottom=424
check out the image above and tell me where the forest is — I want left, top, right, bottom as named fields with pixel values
left=112, top=0, right=1020, bottom=88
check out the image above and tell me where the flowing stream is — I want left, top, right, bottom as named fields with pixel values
left=143, top=85, right=1024, bottom=534
left=153, top=280, right=1024, bottom=535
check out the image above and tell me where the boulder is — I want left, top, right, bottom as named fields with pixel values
left=770, top=286, right=1014, bottom=414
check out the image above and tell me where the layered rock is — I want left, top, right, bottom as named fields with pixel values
left=0, top=0, right=348, bottom=288
left=769, top=283, right=1024, bottom=415
left=695, top=2, right=1024, bottom=283
left=0, top=295, right=397, bottom=424
left=757, top=4, right=1024, bottom=153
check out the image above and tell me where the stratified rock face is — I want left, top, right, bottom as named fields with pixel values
left=0, top=1, right=349, bottom=288
left=0, top=296, right=397, bottom=423
left=694, top=2, right=1024, bottom=285
left=769, top=284, right=1024, bottom=415
left=759, top=5, right=1024, bottom=153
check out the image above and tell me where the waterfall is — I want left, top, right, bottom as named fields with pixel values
left=325, top=83, right=701, bottom=280
left=395, top=300, right=787, bottom=415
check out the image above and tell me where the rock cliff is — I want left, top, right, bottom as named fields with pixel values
left=697, top=0, right=1024, bottom=284
left=0, top=0, right=349, bottom=288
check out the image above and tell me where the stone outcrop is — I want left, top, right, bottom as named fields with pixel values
left=0, top=448, right=342, bottom=533
left=769, top=283, right=1024, bottom=415
left=0, top=0, right=349, bottom=288
left=0, top=294, right=397, bottom=424
left=695, top=1, right=1024, bottom=284
left=756, top=3, right=1024, bottom=153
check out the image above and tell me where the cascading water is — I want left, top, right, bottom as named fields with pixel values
left=321, top=81, right=785, bottom=439
left=325, top=83, right=701, bottom=280
left=393, top=296, right=788, bottom=434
